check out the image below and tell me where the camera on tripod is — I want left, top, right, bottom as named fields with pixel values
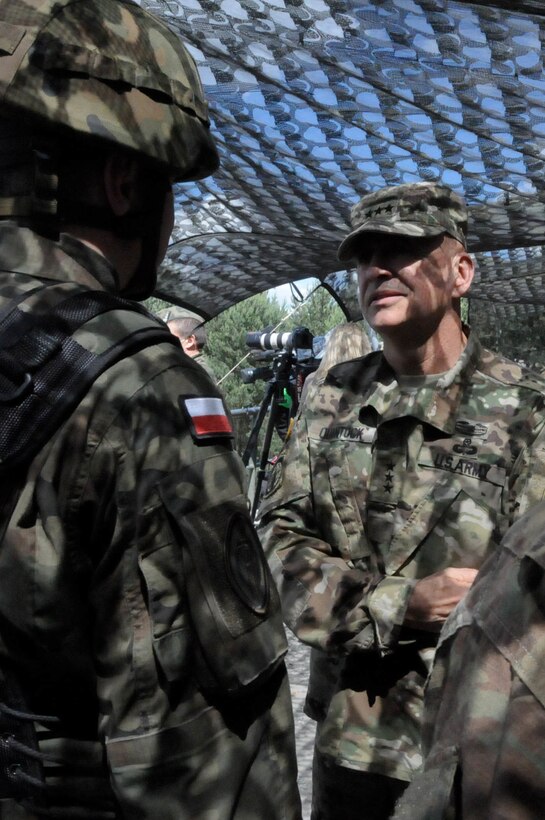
left=241, top=326, right=320, bottom=518
left=245, top=326, right=314, bottom=353
left=239, top=362, right=274, bottom=385
left=241, top=326, right=316, bottom=385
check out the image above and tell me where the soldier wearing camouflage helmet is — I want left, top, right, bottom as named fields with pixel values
left=0, top=1, right=300, bottom=818
left=258, top=181, right=545, bottom=819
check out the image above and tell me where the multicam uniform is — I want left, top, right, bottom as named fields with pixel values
left=258, top=334, right=545, bottom=784
left=394, top=501, right=545, bottom=820
left=0, top=222, right=301, bottom=819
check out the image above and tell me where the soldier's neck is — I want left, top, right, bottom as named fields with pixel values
left=383, top=320, right=467, bottom=377
left=63, top=225, right=142, bottom=291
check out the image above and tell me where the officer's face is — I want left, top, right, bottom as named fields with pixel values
left=356, top=233, right=468, bottom=342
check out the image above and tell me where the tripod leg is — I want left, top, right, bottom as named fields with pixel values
left=250, top=393, right=280, bottom=519
left=241, top=383, right=275, bottom=467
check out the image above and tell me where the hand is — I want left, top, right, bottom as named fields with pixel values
left=404, top=567, right=478, bottom=632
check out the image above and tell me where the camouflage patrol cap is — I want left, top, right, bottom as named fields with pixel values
left=338, top=182, right=468, bottom=262
left=0, top=0, right=219, bottom=181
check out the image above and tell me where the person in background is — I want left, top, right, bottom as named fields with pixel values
left=0, top=1, right=300, bottom=817
left=258, top=181, right=545, bottom=820
left=393, top=498, right=545, bottom=820
left=167, top=314, right=217, bottom=381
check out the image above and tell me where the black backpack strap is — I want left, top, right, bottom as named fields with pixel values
left=0, top=286, right=178, bottom=472
left=0, top=666, right=57, bottom=810
left=0, top=287, right=173, bottom=813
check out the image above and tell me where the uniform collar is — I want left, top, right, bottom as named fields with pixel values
left=327, top=331, right=482, bottom=435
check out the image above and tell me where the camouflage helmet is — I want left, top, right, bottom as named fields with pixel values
left=0, top=0, right=219, bottom=182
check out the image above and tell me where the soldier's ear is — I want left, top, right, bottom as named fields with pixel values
left=103, top=152, right=140, bottom=217
left=452, top=251, right=474, bottom=298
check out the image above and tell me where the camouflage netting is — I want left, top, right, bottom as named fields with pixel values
left=137, top=0, right=545, bottom=324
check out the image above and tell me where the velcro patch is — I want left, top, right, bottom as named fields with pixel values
left=320, top=425, right=376, bottom=443
left=181, top=396, right=234, bottom=440
left=225, top=512, right=270, bottom=615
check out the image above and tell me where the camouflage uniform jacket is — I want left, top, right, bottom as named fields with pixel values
left=393, top=500, right=545, bottom=819
left=258, top=337, right=545, bottom=783
left=193, top=350, right=217, bottom=382
left=0, top=223, right=301, bottom=820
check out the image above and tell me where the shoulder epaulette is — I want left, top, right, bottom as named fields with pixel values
left=325, top=350, right=384, bottom=393
left=477, top=346, right=545, bottom=395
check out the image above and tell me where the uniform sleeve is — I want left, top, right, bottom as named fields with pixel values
left=74, top=355, right=299, bottom=819
left=507, top=403, right=545, bottom=522
left=258, top=414, right=414, bottom=657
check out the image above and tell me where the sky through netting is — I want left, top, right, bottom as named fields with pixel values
left=138, top=0, right=545, bottom=322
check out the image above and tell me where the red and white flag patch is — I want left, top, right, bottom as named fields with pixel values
left=182, top=396, right=234, bottom=439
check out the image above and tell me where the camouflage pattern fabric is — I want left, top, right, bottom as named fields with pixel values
left=193, top=349, right=217, bottom=382
left=0, top=0, right=218, bottom=186
left=337, top=182, right=468, bottom=262
left=393, top=501, right=545, bottom=819
left=258, top=339, right=545, bottom=784
left=0, top=222, right=301, bottom=819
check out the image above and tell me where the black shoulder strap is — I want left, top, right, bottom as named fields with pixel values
left=0, top=286, right=178, bottom=473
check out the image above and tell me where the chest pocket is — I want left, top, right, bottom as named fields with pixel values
left=309, top=435, right=374, bottom=563
left=385, top=448, right=506, bottom=577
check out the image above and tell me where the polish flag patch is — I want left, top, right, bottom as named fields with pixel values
left=181, top=396, right=234, bottom=439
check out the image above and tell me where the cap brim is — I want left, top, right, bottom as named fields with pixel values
left=337, top=220, right=446, bottom=263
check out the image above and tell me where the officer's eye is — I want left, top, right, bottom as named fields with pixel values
left=355, top=247, right=373, bottom=266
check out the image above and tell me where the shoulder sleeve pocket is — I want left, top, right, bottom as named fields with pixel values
left=138, top=543, right=191, bottom=686
left=159, top=478, right=288, bottom=698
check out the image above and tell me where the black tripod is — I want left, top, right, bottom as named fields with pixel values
left=242, top=350, right=296, bottom=520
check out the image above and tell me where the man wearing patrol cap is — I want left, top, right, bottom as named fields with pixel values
left=259, top=181, right=545, bottom=819
left=339, top=183, right=468, bottom=251
left=0, top=1, right=300, bottom=818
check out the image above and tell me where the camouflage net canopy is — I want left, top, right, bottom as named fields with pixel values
left=138, top=0, right=545, bottom=322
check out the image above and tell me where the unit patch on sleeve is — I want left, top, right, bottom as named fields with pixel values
left=180, top=396, right=234, bottom=440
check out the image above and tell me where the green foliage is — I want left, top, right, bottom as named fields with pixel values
left=287, top=286, right=346, bottom=338
left=145, top=287, right=348, bottom=455
left=205, top=292, right=286, bottom=450
left=470, top=300, right=545, bottom=371
left=144, top=296, right=171, bottom=316
left=207, top=291, right=284, bottom=402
